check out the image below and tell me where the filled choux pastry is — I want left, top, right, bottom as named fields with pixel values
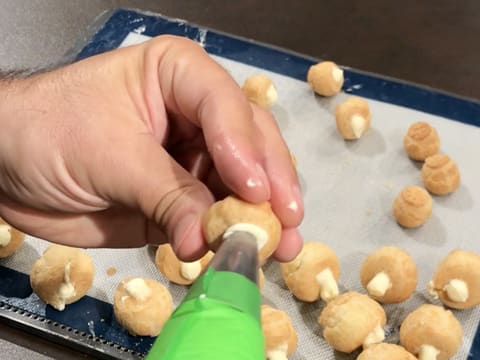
left=428, top=249, right=480, bottom=309
left=393, top=185, right=433, bottom=228
left=403, top=122, right=440, bottom=161
left=280, top=242, right=340, bottom=302
left=202, top=196, right=282, bottom=262
left=30, top=245, right=95, bottom=311
left=318, top=291, right=386, bottom=353
left=0, top=218, right=25, bottom=258
left=155, top=244, right=213, bottom=285
left=421, top=154, right=460, bottom=195
left=113, top=277, right=173, bottom=337
left=400, top=304, right=462, bottom=360
left=335, top=96, right=371, bottom=140
left=261, top=305, right=298, bottom=360
left=357, top=343, right=417, bottom=360
left=242, top=75, right=278, bottom=109
left=360, top=246, right=418, bottom=303
left=307, top=61, right=344, bottom=96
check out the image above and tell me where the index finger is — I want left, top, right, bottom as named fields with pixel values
left=144, top=35, right=271, bottom=203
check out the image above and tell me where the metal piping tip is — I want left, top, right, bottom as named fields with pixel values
left=208, top=231, right=259, bottom=284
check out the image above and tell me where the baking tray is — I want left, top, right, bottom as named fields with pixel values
left=1, top=8, right=480, bottom=360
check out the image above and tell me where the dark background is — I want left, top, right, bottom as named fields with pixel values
left=0, top=1, right=479, bottom=100
left=0, top=0, right=478, bottom=359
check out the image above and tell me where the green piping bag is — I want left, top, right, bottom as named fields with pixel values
left=146, top=231, right=264, bottom=360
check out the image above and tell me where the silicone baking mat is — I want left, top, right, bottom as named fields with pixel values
left=1, top=8, right=480, bottom=360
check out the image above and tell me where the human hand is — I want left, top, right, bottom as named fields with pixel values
left=0, top=35, right=303, bottom=261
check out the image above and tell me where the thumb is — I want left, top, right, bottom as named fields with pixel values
left=92, top=135, right=214, bottom=260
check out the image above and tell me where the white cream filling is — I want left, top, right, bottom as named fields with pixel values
left=0, top=225, right=12, bottom=247
left=124, top=278, right=152, bottom=301
left=363, top=324, right=385, bottom=347
left=266, top=343, right=288, bottom=360
left=418, top=344, right=440, bottom=360
left=266, top=84, right=278, bottom=106
left=427, top=280, right=439, bottom=299
left=53, top=262, right=76, bottom=311
left=332, top=67, right=344, bottom=83
left=444, top=279, right=469, bottom=303
left=366, top=272, right=392, bottom=297
left=180, top=261, right=202, bottom=281
left=350, top=114, right=366, bottom=138
left=223, top=223, right=268, bottom=250
left=315, top=268, right=339, bottom=301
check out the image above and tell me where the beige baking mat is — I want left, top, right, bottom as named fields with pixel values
left=2, top=32, right=480, bottom=359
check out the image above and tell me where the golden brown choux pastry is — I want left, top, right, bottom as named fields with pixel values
left=421, top=154, right=460, bottom=195
left=155, top=244, right=213, bottom=285
left=393, top=185, right=433, bottom=228
left=429, top=249, right=480, bottom=309
left=307, top=61, right=344, bottom=96
left=403, top=122, right=440, bottom=161
left=400, top=304, right=462, bottom=360
left=335, top=96, right=371, bottom=140
left=242, top=75, right=278, bottom=109
left=113, top=277, right=173, bottom=337
left=30, top=245, right=95, bottom=311
left=360, top=246, right=418, bottom=303
left=202, top=196, right=281, bottom=263
left=261, top=305, right=298, bottom=360
left=280, top=242, right=340, bottom=302
left=357, top=343, right=417, bottom=360
left=0, top=218, right=25, bottom=258
left=318, top=291, right=386, bottom=353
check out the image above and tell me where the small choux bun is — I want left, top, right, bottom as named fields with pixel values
left=360, top=246, right=418, bottom=303
left=0, top=218, right=25, bottom=258
left=403, top=122, right=440, bottom=161
left=155, top=244, right=213, bottom=285
left=357, top=343, right=417, bottom=360
left=307, top=61, right=344, bottom=96
left=335, top=96, right=371, bottom=140
left=30, top=245, right=95, bottom=311
left=429, top=249, right=480, bottom=309
left=261, top=305, right=297, bottom=359
left=393, top=185, right=432, bottom=228
left=421, top=154, right=460, bottom=195
left=202, top=196, right=282, bottom=262
left=280, top=242, right=340, bottom=302
left=318, top=291, right=386, bottom=353
left=400, top=304, right=462, bottom=360
left=113, top=277, right=173, bottom=337
left=242, top=75, right=278, bottom=109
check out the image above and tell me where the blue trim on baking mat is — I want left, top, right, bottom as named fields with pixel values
left=0, top=266, right=154, bottom=354
left=2, top=7, right=479, bottom=357
left=75, top=8, right=480, bottom=358
left=76, top=8, right=480, bottom=127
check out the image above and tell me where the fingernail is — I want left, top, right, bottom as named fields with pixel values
left=172, top=214, right=199, bottom=254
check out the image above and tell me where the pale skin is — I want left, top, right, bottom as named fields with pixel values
left=0, top=35, right=303, bottom=261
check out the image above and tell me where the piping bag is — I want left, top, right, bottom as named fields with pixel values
left=145, top=231, right=265, bottom=359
